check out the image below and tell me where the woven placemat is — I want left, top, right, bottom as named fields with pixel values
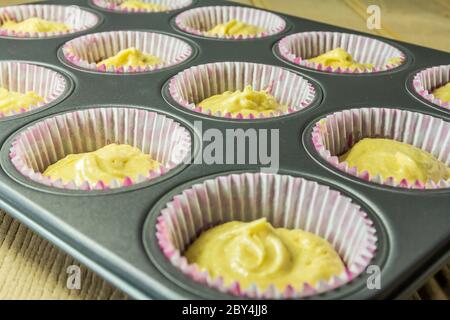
left=0, top=210, right=127, bottom=300
left=1, top=209, right=449, bottom=299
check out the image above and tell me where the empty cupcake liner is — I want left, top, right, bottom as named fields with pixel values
left=168, top=61, right=316, bottom=119
left=9, top=107, right=192, bottom=190
left=62, top=30, right=193, bottom=73
left=412, top=65, right=450, bottom=111
left=0, top=61, right=67, bottom=119
left=156, top=172, right=377, bottom=298
left=175, top=6, right=286, bottom=40
left=312, top=108, right=450, bottom=189
left=92, top=0, right=192, bottom=13
left=0, top=4, right=99, bottom=38
left=278, top=32, right=405, bottom=74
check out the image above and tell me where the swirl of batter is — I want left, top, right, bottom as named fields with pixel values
left=185, top=218, right=345, bottom=291
left=206, top=19, right=265, bottom=37
left=43, top=143, right=160, bottom=186
left=340, top=138, right=450, bottom=184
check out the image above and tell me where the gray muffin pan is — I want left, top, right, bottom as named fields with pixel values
left=0, top=0, right=449, bottom=299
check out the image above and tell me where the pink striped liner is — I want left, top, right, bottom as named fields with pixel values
left=168, top=61, right=316, bottom=119
left=0, top=4, right=99, bottom=38
left=278, top=32, right=405, bottom=74
left=412, top=65, right=450, bottom=111
left=311, top=108, right=450, bottom=189
left=62, top=30, right=193, bottom=74
left=9, top=107, right=192, bottom=190
left=0, top=61, right=67, bottom=119
left=92, top=0, right=192, bottom=13
left=175, top=6, right=286, bottom=40
left=156, top=172, right=377, bottom=298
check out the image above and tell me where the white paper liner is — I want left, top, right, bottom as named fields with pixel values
left=156, top=172, right=377, bottom=298
left=0, top=61, right=67, bottom=119
left=168, top=62, right=316, bottom=119
left=412, top=65, right=450, bottom=111
left=9, top=107, right=192, bottom=190
left=278, top=32, right=405, bottom=74
left=62, top=30, right=193, bottom=73
left=0, top=4, right=99, bottom=38
left=312, top=108, right=450, bottom=189
left=175, top=6, right=286, bottom=40
left=92, top=0, right=192, bottom=13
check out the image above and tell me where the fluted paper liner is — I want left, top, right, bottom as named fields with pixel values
left=0, top=4, right=99, bottom=38
left=312, top=108, right=450, bottom=189
left=156, top=172, right=378, bottom=298
left=9, top=107, right=192, bottom=190
left=175, top=6, right=286, bottom=40
left=168, top=62, right=316, bottom=119
left=278, top=32, right=405, bottom=74
left=92, top=0, right=192, bottom=13
left=412, top=65, right=450, bottom=111
left=62, top=30, right=193, bottom=73
left=0, top=61, right=67, bottom=119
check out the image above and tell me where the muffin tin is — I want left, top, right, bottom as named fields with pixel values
left=0, top=0, right=448, bottom=299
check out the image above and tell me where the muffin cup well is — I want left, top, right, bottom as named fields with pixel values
left=0, top=61, right=67, bottom=119
left=278, top=32, right=405, bottom=74
left=312, top=108, right=450, bottom=189
left=92, top=0, right=192, bottom=13
left=174, top=6, right=286, bottom=40
left=168, top=61, right=317, bottom=119
left=62, top=31, right=193, bottom=73
left=0, top=4, right=99, bottom=38
left=9, top=107, right=192, bottom=190
left=412, top=65, right=450, bottom=111
left=156, top=172, right=377, bottom=298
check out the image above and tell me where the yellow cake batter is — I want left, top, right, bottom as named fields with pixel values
left=96, top=47, right=163, bottom=69
left=432, top=83, right=450, bottom=103
left=198, top=85, right=287, bottom=116
left=43, top=143, right=160, bottom=186
left=206, top=19, right=265, bottom=36
left=185, top=218, right=345, bottom=292
left=118, top=0, right=168, bottom=11
left=340, top=138, right=450, bottom=184
left=0, top=88, right=43, bottom=114
left=307, top=48, right=402, bottom=71
left=308, top=48, right=374, bottom=70
left=386, top=57, right=403, bottom=65
left=0, top=17, right=70, bottom=33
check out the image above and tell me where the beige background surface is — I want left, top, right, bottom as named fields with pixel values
left=0, top=0, right=449, bottom=300
left=0, top=210, right=127, bottom=299
left=233, top=0, right=450, bottom=53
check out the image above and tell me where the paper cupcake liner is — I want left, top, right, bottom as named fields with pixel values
left=278, top=32, right=405, bottom=74
left=312, top=108, right=450, bottom=189
left=156, top=172, right=377, bottom=298
left=9, top=107, right=192, bottom=190
left=175, top=6, right=286, bottom=40
left=412, top=65, right=450, bottom=111
left=92, top=0, right=192, bottom=13
left=0, top=61, right=67, bottom=119
left=168, top=62, right=316, bottom=119
left=62, top=30, right=193, bottom=73
left=0, top=4, right=99, bottom=39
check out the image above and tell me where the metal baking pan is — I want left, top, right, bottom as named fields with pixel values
left=0, top=0, right=448, bottom=299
